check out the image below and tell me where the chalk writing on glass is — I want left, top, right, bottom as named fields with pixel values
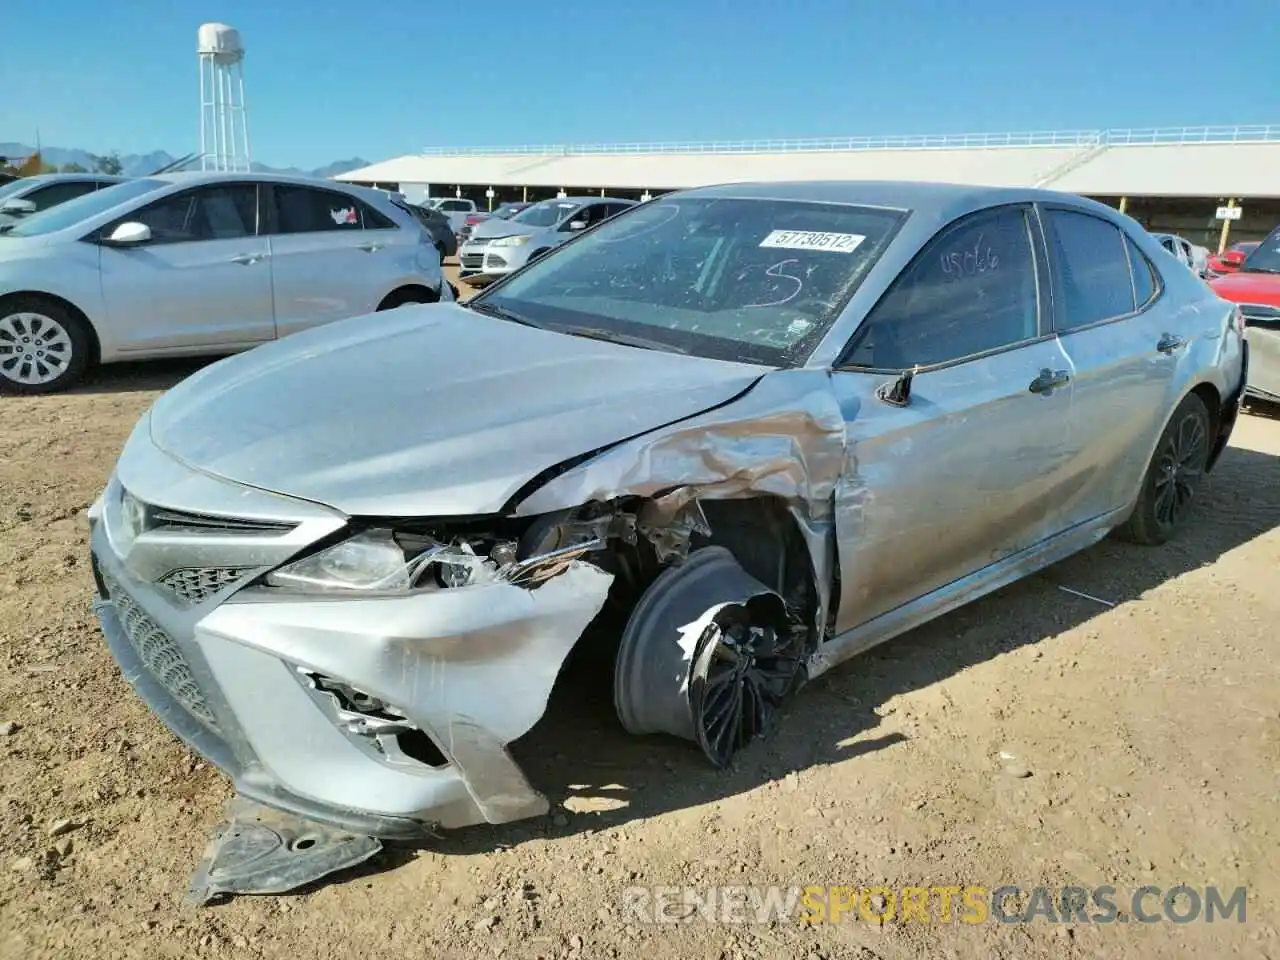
left=597, top=203, right=681, bottom=243
left=940, top=233, right=999, bottom=281
left=744, top=259, right=803, bottom=308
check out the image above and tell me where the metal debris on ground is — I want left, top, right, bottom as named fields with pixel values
left=184, top=796, right=382, bottom=906
left=1057, top=585, right=1116, bottom=607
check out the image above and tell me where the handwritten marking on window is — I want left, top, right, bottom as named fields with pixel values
left=744, top=258, right=804, bottom=308
left=940, top=233, right=999, bottom=281
left=598, top=203, right=681, bottom=243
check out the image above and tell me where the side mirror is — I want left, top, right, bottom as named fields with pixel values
left=1223, top=251, right=1246, bottom=266
left=567, top=220, right=587, bottom=231
left=0, top=198, right=36, bottom=216
left=104, top=222, right=152, bottom=246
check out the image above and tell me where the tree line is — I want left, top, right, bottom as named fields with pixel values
left=0, top=151, right=125, bottom=178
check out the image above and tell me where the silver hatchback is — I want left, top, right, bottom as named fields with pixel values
left=0, top=172, right=447, bottom=393
left=89, top=181, right=1246, bottom=890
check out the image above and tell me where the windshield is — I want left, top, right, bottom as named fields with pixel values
left=476, top=196, right=906, bottom=366
left=1240, top=230, right=1280, bottom=274
left=4, top=178, right=167, bottom=238
left=0, top=179, right=39, bottom=202
left=493, top=203, right=526, bottom=219
left=511, top=199, right=579, bottom=228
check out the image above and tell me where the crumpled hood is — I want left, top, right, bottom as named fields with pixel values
left=148, top=303, right=763, bottom=517
left=1209, top=271, right=1280, bottom=305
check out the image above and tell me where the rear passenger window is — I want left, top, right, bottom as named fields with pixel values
left=1126, top=237, right=1158, bottom=308
left=844, top=205, right=1040, bottom=369
left=274, top=186, right=365, bottom=233
left=1044, top=209, right=1136, bottom=331
left=361, top=204, right=397, bottom=229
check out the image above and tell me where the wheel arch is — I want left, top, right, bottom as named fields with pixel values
left=376, top=284, right=439, bottom=310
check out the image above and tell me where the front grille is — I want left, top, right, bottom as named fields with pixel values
left=157, top=566, right=252, bottom=604
left=461, top=253, right=484, bottom=269
left=1241, top=303, right=1280, bottom=326
left=102, top=573, right=220, bottom=732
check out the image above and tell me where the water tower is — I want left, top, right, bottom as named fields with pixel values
left=198, top=23, right=251, bottom=172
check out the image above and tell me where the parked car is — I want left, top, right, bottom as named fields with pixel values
left=1150, top=232, right=1209, bottom=276
left=457, top=201, right=532, bottom=245
left=0, top=171, right=448, bottom=393
left=87, top=181, right=1245, bottom=886
left=458, top=195, right=636, bottom=285
left=1205, top=240, right=1260, bottom=279
left=424, top=196, right=478, bottom=234
left=388, top=198, right=456, bottom=260
left=0, top=173, right=127, bottom=228
left=1209, top=226, right=1280, bottom=402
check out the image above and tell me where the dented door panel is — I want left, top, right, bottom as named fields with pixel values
left=829, top=340, right=1075, bottom=634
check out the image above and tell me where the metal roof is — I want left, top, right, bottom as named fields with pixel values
left=336, top=124, right=1280, bottom=198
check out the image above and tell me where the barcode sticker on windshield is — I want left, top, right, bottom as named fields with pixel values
left=759, top=230, right=866, bottom=253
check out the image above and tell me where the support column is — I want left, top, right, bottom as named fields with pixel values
left=1218, top=198, right=1237, bottom=254
left=522, top=186, right=528, bottom=202
left=1118, top=196, right=1128, bottom=214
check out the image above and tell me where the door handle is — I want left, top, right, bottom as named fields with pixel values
left=1028, top=368, right=1071, bottom=395
left=1156, top=333, right=1187, bottom=354
left=229, top=253, right=265, bottom=265
left=359, top=243, right=384, bottom=253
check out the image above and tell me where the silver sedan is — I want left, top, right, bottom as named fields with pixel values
left=89, top=181, right=1246, bottom=891
left=0, top=171, right=447, bottom=393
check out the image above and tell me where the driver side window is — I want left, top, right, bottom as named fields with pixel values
left=842, top=205, right=1041, bottom=370
left=109, top=184, right=258, bottom=244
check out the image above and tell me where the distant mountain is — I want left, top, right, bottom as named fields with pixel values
left=0, top=143, right=370, bottom=179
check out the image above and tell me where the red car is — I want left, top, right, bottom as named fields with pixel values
left=1205, top=240, right=1260, bottom=279
left=1209, top=229, right=1279, bottom=402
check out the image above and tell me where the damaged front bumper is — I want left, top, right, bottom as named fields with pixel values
left=89, top=460, right=612, bottom=840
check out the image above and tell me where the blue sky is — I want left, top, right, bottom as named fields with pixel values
left=5, top=0, right=1278, bottom=169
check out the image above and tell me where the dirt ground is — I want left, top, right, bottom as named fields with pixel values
left=2, top=293, right=1279, bottom=958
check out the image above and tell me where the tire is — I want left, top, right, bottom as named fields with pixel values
left=0, top=296, right=92, bottom=395
left=613, top=547, right=802, bottom=768
left=377, top=287, right=439, bottom=311
left=1116, top=392, right=1212, bottom=545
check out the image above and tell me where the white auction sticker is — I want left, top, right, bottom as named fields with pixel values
left=759, top=230, right=866, bottom=253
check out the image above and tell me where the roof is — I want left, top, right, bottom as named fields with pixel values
left=335, top=124, right=1280, bottom=198
left=682, top=180, right=1121, bottom=234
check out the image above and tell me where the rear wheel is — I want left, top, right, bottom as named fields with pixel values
left=0, top=297, right=92, bottom=395
left=376, top=287, right=439, bottom=311
left=1116, top=393, right=1212, bottom=545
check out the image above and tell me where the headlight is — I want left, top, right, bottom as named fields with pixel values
left=490, top=234, right=532, bottom=247
left=266, top=529, right=498, bottom=595
left=116, top=487, right=148, bottom=552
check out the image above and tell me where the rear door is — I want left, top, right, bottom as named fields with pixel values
left=265, top=183, right=404, bottom=337
left=98, top=181, right=275, bottom=352
left=1039, top=205, right=1181, bottom=528
left=830, top=203, right=1075, bottom=632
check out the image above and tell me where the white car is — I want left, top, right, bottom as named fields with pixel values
left=1152, top=232, right=1209, bottom=277
left=0, top=172, right=449, bottom=394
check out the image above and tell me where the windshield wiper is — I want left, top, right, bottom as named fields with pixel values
left=1239, top=266, right=1280, bottom=274
left=552, top=323, right=688, bottom=355
left=464, top=299, right=544, bottom=329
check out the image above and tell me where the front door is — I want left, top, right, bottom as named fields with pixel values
left=1038, top=206, right=1184, bottom=527
left=99, top=182, right=275, bottom=353
left=830, top=203, right=1074, bottom=633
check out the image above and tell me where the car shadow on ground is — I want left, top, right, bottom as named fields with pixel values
left=69, top=357, right=217, bottom=395
left=353, top=441, right=1279, bottom=874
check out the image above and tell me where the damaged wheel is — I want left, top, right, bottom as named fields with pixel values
left=614, top=546, right=804, bottom=767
